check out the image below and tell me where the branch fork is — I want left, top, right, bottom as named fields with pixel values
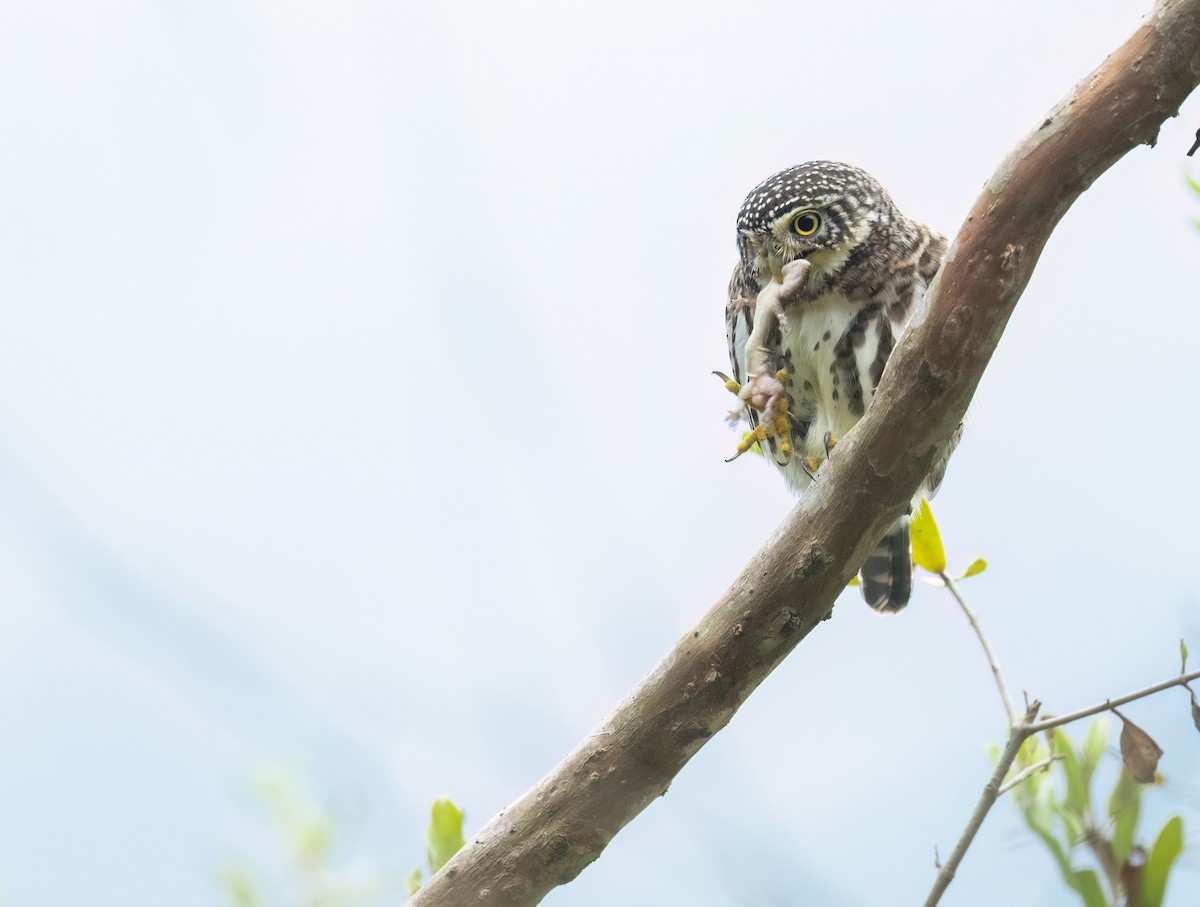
left=925, top=568, right=1200, bottom=906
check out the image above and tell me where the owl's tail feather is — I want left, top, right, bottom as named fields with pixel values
left=859, top=520, right=912, bottom=614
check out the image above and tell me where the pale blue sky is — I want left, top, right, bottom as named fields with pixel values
left=1, top=1, right=1199, bottom=905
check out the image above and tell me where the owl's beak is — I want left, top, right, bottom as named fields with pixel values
left=764, top=251, right=785, bottom=282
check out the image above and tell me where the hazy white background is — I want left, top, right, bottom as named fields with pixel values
left=2, top=1, right=1199, bottom=904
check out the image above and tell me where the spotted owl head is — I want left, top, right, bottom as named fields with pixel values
left=735, top=161, right=900, bottom=292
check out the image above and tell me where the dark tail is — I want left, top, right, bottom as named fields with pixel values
left=859, top=519, right=912, bottom=614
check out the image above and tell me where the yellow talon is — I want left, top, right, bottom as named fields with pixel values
left=735, top=425, right=767, bottom=455
left=771, top=391, right=792, bottom=458
left=717, top=368, right=794, bottom=463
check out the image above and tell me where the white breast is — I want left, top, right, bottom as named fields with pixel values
left=776, top=287, right=916, bottom=492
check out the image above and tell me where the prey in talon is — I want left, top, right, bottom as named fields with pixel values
left=716, top=257, right=810, bottom=463
left=714, top=367, right=792, bottom=462
left=719, top=161, right=960, bottom=613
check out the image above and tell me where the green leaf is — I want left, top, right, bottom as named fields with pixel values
left=1023, top=804, right=1108, bottom=907
left=1052, top=801, right=1087, bottom=848
left=254, top=772, right=332, bottom=867
left=221, top=869, right=260, bottom=907
left=1010, top=736, right=1052, bottom=798
left=406, top=869, right=423, bottom=896
left=1024, top=736, right=1050, bottom=765
left=1081, top=719, right=1110, bottom=781
left=1065, top=868, right=1109, bottom=907
left=1022, top=806, right=1073, bottom=878
left=910, top=498, right=946, bottom=574
left=427, top=799, right=466, bottom=875
left=1053, top=728, right=1090, bottom=819
left=295, top=818, right=332, bottom=867
left=958, top=558, right=988, bottom=579
left=1181, top=638, right=1189, bottom=672
left=1108, top=769, right=1142, bottom=867
left=1141, top=815, right=1184, bottom=907
left=847, top=575, right=860, bottom=587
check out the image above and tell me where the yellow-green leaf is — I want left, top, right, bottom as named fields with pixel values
left=1108, top=769, right=1142, bottom=867
left=221, top=869, right=260, bottom=907
left=958, top=558, right=988, bottom=580
left=1081, top=718, right=1110, bottom=779
left=405, top=869, right=422, bottom=896
left=1053, top=728, right=1089, bottom=818
left=910, top=498, right=946, bottom=574
left=427, top=798, right=466, bottom=875
left=1181, top=638, right=1189, bottom=672
left=1141, top=815, right=1184, bottom=907
left=847, top=575, right=860, bottom=587
left=1066, top=868, right=1108, bottom=907
left=295, top=817, right=331, bottom=867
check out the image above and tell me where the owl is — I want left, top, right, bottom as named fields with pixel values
left=725, top=161, right=954, bottom=612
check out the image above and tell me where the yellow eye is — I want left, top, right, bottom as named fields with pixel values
left=792, top=212, right=820, bottom=236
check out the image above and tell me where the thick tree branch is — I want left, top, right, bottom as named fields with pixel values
left=411, top=2, right=1200, bottom=903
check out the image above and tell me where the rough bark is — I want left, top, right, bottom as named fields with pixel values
left=411, top=2, right=1200, bottom=903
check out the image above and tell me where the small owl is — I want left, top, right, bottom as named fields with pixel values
left=726, top=161, right=954, bottom=613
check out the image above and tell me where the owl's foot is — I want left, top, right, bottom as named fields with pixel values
left=714, top=369, right=792, bottom=462
left=795, top=433, right=839, bottom=479
left=823, top=431, right=838, bottom=458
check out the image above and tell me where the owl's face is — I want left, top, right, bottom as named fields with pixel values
left=735, top=161, right=896, bottom=290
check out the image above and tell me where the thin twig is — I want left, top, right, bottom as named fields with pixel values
left=1025, top=669, right=1200, bottom=735
left=928, top=531, right=1200, bottom=904
left=996, top=754, right=1061, bottom=795
left=927, top=668, right=1200, bottom=906
left=939, top=571, right=1018, bottom=727
left=924, top=722, right=1032, bottom=907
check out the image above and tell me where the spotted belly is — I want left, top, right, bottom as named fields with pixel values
left=776, top=294, right=899, bottom=491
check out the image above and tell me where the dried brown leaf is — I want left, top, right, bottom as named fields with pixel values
left=1117, top=711, right=1163, bottom=784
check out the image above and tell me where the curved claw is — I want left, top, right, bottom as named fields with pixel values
left=713, top=370, right=742, bottom=395
left=725, top=412, right=794, bottom=463
left=822, top=431, right=839, bottom=459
